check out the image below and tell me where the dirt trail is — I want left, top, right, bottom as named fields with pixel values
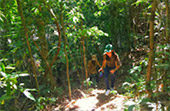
left=55, top=88, right=130, bottom=111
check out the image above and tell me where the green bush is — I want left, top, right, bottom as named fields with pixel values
left=0, top=59, right=36, bottom=110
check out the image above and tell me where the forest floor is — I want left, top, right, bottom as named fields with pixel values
left=48, top=74, right=135, bottom=111
left=54, top=88, right=131, bottom=111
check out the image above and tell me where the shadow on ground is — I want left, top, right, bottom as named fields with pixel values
left=96, top=92, right=116, bottom=107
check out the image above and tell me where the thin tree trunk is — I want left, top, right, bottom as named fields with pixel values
left=32, top=39, right=56, bottom=89
left=16, top=0, right=39, bottom=94
left=42, top=1, right=62, bottom=68
left=165, top=0, right=169, bottom=43
left=49, top=16, right=61, bottom=68
left=83, top=39, right=88, bottom=87
left=80, top=20, right=88, bottom=87
left=37, top=1, right=61, bottom=86
left=80, top=46, right=85, bottom=80
left=163, top=0, right=169, bottom=94
left=146, top=0, right=156, bottom=98
left=34, top=5, right=56, bottom=89
left=66, top=42, right=82, bottom=84
left=61, top=1, right=72, bottom=100
left=37, top=20, right=48, bottom=60
left=63, top=33, right=81, bottom=85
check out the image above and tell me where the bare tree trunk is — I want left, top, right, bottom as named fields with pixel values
left=165, top=0, right=169, bottom=44
left=49, top=16, right=61, bottom=68
left=37, top=20, right=48, bottom=60
left=26, top=3, right=56, bottom=89
left=82, top=38, right=88, bottom=87
left=16, top=0, right=39, bottom=94
left=61, top=1, right=72, bottom=100
left=41, top=0, right=62, bottom=68
left=80, top=20, right=88, bottom=87
left=146, top=0, right=156, bottom=98
left=43, top=3, right=62, bottom=68
left=32, top=39, right=56, bottom=89
left=66, top=41, right=82, bottom=84
left=163, top=0, right=169, bottom=94
left=37, top=1, right=61, bottom=87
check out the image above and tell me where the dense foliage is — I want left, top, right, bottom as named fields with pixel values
left=0, top=0, right=169, bottom=110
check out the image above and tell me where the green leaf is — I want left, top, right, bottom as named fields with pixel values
left=130, top=66, right=142, bottom=74
left=110, top=90, right=118, bottom=94
left=16, top=73, right=30, bottom=77
left=23, top=89, right=36, bottom=101
left=132, top=0, right=148, bottom=6
left=104, top=33, right=109, bottom=37
left=0, top=94, right=14, bottom=102
left=140, top=98, right=151, bottom=104
left=1, top=63, right=5, bottom=72
left=156, top=64, right=169, bottom=69
left=73, top=16, right=78, bottom=23
left=128, top=105, right=135, bottom=111
left=0, top=10, right=5, bottom=22
left=0, top=71, right=7, bottom=78
left=5, top=66, right=15, bottom=70
left=119, top=9, right=124, bottom=13
left=6, top=82, right=11, bottom=96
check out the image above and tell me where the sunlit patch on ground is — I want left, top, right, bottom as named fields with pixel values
left=59, top=88, right=126, bottom=111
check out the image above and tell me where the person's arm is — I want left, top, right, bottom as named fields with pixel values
left=110, top=53, right=121, bottom=74
left=114, top=60, right=120, bottom=71
left=96, top=59, right=101, bottom=68
left=98, top=54, right=106, bottom=72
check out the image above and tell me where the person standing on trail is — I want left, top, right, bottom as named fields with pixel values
left=99, top=44, right=121, bottom=96
left=87, top=55, right=101, bottom=87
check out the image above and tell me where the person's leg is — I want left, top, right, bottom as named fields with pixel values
left=95, top=73, right=99, bottom=84
left=90, top=74, right=93, bottom=81
left=104, top=66, right=110, bottom=90
left=110, top=68, right=117, bottom=89
left=89, top=74, right=96, bottom=87
left=110, top=74, right=116, bottom=89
